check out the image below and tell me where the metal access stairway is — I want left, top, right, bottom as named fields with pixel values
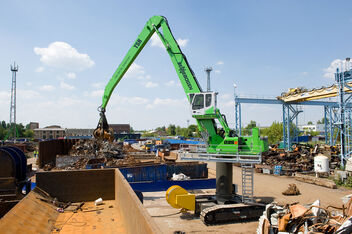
left=241, top=164, right=254, bottom=203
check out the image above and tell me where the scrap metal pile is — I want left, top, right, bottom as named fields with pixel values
left=261, top=144, right=341, bottom=175
left=54, top=139, right=161, bottom=170
left=257, top=197, right=352, bottom=233
left=69, top=139, right=123, bottom=158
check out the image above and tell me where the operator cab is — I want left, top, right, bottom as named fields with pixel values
left=189, top=92, right=217, bottom=116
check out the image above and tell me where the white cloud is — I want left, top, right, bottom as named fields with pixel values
left=144, top=81, right=159, bottom=88
left=128, top=97, right=149, bottom=105
left=165, top=80, right=176, bottom=87
left=18, top=89, right=41, bottom=99
left=57, top=97, right=83, bottom=107
left=26, top=82, right=32, bottom=87
left=220, top=100, right=235, bottom=107
left=146, top=97, right=187, bottom=109
left=214, top=70, right=221, bottom=74
left=0, top=91, right=10, bottom=104
left=176, top=38, right=189, bottom=47
left=302, top=71, right=308, bottom=76
left=60, top=81, right=75, bottom=90
left=90, top=89, right=104, bottom=97
left=125, top=63, right=146, bottom=79
left=165, top=80, right=181, bottom=87
left=91, top=82, right=104, bottom=89
left=67, top=72, right=76, bottom=79
left=109, top=95, right=149, bottom=105
left=35, top=66, right=45, bottom=72
left=323, top=59, right=351, bottom=79
left=34, top=41, right=95, bottom=72
left=39, top=85, right=55, bottom=91
left=150, top=33, right=189, bottom=48
left=217, top=61, right=224, bottom=65
left=220, top=93, right=232, bottom=100
left=150, top=34, right=164, bottom=48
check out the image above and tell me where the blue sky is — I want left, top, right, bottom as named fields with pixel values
left=0, top=1, right=351, bottom=130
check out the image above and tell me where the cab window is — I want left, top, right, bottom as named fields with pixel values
left=192, top=94, right=204, bottom=110
left=189, top=94, right=195, bottom=104
left=206, top=94, right=212, bottom=107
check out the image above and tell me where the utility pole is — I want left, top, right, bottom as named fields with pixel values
left=10, top=62, right=18, bottom=140
left=205, top=67, right=212, bottom=91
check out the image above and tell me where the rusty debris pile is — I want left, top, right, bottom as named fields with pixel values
left=52, top=139, right=162, bottom=170
left=282, top=184, right=301, bottom=196
left=69, top=139, right=123, bottom=158
left=257, top=197, right=352, bottom=233
left=260, top=144, right=341, bottom=175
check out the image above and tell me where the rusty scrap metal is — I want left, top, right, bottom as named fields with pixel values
left=52, top=139, right=166, bottom=170
left=68, top=139, right=123, bottom=159
left=261, top=144, right=341, bottom=175
left=258, top=198, right=352, bottom=234
left=282, top=184, right=300, bottom=196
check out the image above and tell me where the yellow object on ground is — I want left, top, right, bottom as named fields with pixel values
left=166, top=185, right=195, bottom=211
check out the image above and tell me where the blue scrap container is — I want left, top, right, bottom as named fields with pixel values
left=119, top=164, right=167, bottom=182
left=166, top=163, right=208, bottom=179
left=274, top=165, right=282, bottom=175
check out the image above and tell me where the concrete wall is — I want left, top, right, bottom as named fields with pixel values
left=115, top=169, right=162, bottom=234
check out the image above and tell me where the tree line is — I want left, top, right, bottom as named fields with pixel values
left=142, top=124, right=201, bottom=138
left=0, top=121, right=34, bottom=140
left=143, top=118, right=326, bottom=144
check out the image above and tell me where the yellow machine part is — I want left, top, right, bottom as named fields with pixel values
left=166, top=185, right=195, bottom=211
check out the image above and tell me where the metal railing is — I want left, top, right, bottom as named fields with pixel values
left=178, top=143, right=262, bottom=164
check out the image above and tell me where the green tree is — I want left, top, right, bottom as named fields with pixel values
left=307, top=121, right=313, bottom=125
left=187, top=124, right=201, bottom=138
left=156, top=126, right=166, bottom=132
left=166, top=124, right=176, bottom=135
left=307, top=130, right=319, bottom=137
left=175, top=126, right=182, bottom=136
left=261, top=121, right=283, bottom=145
left=242, top=120, right=257, bottom=135
left=0, top=128, right=7, bottom=140
left=317, top=118, right=327, bottom=124
left=23, top=129, right=34, bottom=138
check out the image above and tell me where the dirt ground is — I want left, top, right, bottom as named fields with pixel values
left=143, top=163, right=352, bottom=234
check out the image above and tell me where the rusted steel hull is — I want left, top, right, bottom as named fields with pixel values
left=0, top=169, right=161, bottom=234
left=38, top=139, right=78, bottom=168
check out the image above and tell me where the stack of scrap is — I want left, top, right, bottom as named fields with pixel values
left=69, top=139, right=123, bottom=159
left=261, top=144, right=341, bottom=175
left=257, top=198, right=352, bottom=233
left=54, top=139, right=166, bottom=170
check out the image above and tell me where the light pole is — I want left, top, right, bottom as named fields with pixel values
left=205, top=67, right=213, bottom=91
left=234, top=83, right=241, bottom=135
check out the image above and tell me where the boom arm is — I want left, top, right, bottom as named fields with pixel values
left=95, top=15, right=234, bottom=147
left=101, top=15, right=202, bottom=110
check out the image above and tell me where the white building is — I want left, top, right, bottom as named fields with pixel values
left=298, top=124, right=325, bottom=133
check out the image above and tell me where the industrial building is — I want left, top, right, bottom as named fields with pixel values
left=33, top=125, right=65, bottom=139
